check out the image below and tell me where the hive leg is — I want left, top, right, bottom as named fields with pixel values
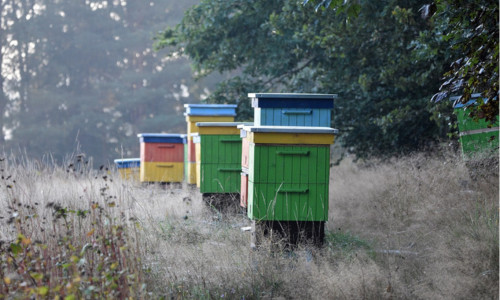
left=250, top=220, right=325, bottom=249
left=202, top=193, right=242, bottom=214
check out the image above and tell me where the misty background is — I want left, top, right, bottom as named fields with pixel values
left=0, top=0, right=222, bottom=166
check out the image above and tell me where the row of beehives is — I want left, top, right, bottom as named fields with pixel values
left=115, top=93, right=339, bottom=225
left=115, top=92, right=497, bottom=245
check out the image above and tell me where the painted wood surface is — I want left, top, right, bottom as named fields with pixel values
left=199, top=163, right=242, bottom=193
left=114, top=158, right=140, bottom=169
left=252, top=98, right=334, bottom=109
left=247, top=181, right=329, bottom=221
left=459, top=131, right=499, bottom=155
left=186, top=116, right=235, bottom=135
left=196, top=134, right=243, bottom=193
left=246, top=142, right=331, bottom=221
left=184, top=142, right=188, bottom=181
left=118, top=168, right=140, bottom=181
left=249, top=145, right=330, bottom=184
left=186, top=116, right=235, bottom=185
left=249, top=93, right=335, bottom=127
left=138, top=134, right=185, bottom=144
left=140, top=162, right=184, bottom=183
left=240, top=172, right=248, bottom=208
left=184, top=104, right=237, bottom=116
left=187, top=139, right=196, bottom=162
left=455, top=107, right=499, bottom=132
left=248, top=132, right=334, bottom=145
left=454, top=107, right=499, bottom=156
left=254, top=107, right=332, bottom=127
left=187, top=162, right=197, bottom=185
left=114, top=158, right=140, bottom=181
left=199, top=135, right=242, bottom=164
left=140, top=142, right=184, bottom=162
left=197, top=126, right=241, bottom=135
left=196, top=160, right=201, bottom=188
left=241, top=136, right=250, bottom=169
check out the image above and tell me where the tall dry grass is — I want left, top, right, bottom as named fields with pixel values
left=329, top=152, right=499, bottom=299
left=0, top=150, right=498, bottom=299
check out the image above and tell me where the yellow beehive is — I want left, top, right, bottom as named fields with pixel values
left=184, top=104, right=237, bottom=185
left=114, top=158, right=140, bottom=181
left=140, top=162, right=184, bottom=182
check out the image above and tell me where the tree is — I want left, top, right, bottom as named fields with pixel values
left=157, top=0, right=455, bottom=158
left=424, top=0, right=498, bottom=124
left=308, top=0, right=499, bottom=124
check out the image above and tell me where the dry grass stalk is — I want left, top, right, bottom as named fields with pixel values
left=0, top=150, right=497, bottom=298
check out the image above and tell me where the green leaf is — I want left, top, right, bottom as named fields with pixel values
left=37, top=286, right=49, bottom=296
left=10, top=243, right=22, bottom=255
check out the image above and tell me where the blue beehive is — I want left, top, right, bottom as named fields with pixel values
left=114, top=158, right=140, bottom=169
left=184, top=104, right=238, bottom=185
left=114, top=158, right=140, bottom=181
left=249, top=93, right=337, bottom=127
left=184, top=104, right=238, bottom=116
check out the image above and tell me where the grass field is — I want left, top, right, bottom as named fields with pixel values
left=0, top=150, right=498, bottom=299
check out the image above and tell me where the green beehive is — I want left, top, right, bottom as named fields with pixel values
left=194, top=122, right=251, bottom=193
left=242, top=126, right=337, bottom=221
left=453, top=95, right=499, bottom=157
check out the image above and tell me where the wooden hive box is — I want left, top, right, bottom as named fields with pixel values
left=249, top=93, right=337, bottom=127
left=182, top=134, right=188, bottom=182
left=453, top=95, right=499, bottom=157
left=114, top=158, right=140, bottom=181
left=240, top=172, right=249, bottom=208
left=239, top=124, right=250, bottom=207
left=138, top=133, right=185, bottom=183
left=241, top=126, right=337, bottom=221
left=193, top=122, right=251, bottom=193
left=184, top=104, right=237, bottom=184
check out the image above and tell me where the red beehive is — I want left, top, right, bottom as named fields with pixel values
left=240, top=172, right=249, bottom=207
left=141, top=142, right=184, bottom=162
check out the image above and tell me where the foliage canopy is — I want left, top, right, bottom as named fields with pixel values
left=156, top=0, right=493, bottom=158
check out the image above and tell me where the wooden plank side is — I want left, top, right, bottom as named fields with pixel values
left=249, top=182, right=329, bottom=221
left=248, top=180, right=254, bottom=218
left=455, top=108, right=499, bottom=132
left=195, top=141, right=201, bottom=164
left=196, top=162, right=201, bottom=188
left=241, top=137, right=250, bottom=168
left=254, top=107, right=262, bottom=126
left=221, top=135, right=242, bottom=164
left=187, top=162, right=197, bottom=184
left=205, top=135, right=242, bottom=164
left=299, top=148, right=309, bottom=184
left=118, top=168, right=140, bottom=181
left=200, top=163, right=241, bottom=193
left=188, top=139, right=196, bottom=162
left=184, top=143, right=188, bottom=180
left=142, top=143, right=184, bottom=163
left=257, top=107, right=333, bottom=127
left=459, top=131, right=500, bottom=155
left=252, top=145, right=329, bottom=184
left=185, top=115, right=235, bottom=123
left=318, top=109, right=331, bottom=127
left=240, top=173, right=248, bottom=208
left=317, top=146, right=330, bottom=184
left=273, top=108, right=281, bottom=126
left=249, top=143, right=255, bottom=181
left=250, top=132, right=334, bottom=144
left=140, top=162, right=184, bottom=183
left=290, top=146, right=301, bottom=184
left=198, top=126, right=240, bottom=135
left=307, top=146, right=318, bottom=184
